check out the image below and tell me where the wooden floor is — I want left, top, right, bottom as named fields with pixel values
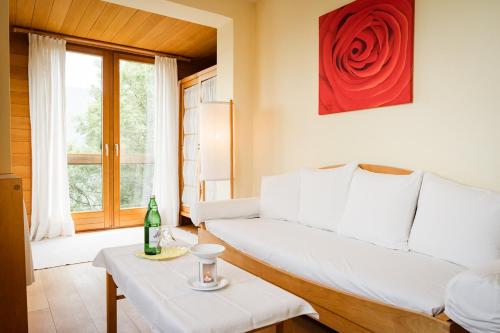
left=27, top=263, right=152, bottom=333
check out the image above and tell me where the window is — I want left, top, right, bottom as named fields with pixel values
left=66, top=51, right=103, bottom=213
left=119, top=59, right=155, bottom=209
left=65, top=47, right=155, bottom=231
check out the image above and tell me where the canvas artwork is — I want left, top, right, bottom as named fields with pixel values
left=319, top=0, right=414, bottom=115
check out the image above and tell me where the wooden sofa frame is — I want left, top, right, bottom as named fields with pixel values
left=198, top=163, right=468, bottom=333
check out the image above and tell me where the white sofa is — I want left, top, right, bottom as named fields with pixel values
left=191, top=163, right=500, bottom=332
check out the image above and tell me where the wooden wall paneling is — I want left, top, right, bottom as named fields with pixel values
left=9, top=33, right=32, bottom=226
left=11, top=115, right=30, bottom=129
left=11, top=128, right=31, bottom=143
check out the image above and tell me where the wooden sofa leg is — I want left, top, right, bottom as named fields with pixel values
left=106, top=273, right=118, bottom=333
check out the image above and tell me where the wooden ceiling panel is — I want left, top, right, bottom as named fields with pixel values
left=45, top=0, right=72, bottom=32
left=117, top=13, right=165, bottom=47
left=9, top=0, right=217, bottom=59
left=86, top=3, right=122, bottom=39
left=98, top=6, right=137, bottom=41
left=59, top=0, right=92, bottom=35
left=15, top=0, right=36, bottom=27
left=110, top=11, right=151, bottom=45
left=31, top=0, right=53, bottom=29
left=9, top=0, right=17, bottom=24
left=72, top=0, right=106, bottom=37
left=134, top=16, right=180, bottom=49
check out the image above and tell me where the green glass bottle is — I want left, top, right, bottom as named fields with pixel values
left=144, top=195, right=161, bottom=255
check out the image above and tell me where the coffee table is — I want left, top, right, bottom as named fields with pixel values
left=93, top=244, right=317, bottom=333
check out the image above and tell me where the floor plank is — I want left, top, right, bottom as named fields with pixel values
left=120, top=301, right=153, bottom=333
left=28, top=308, right=57, bottom=333
left=68, top=263, right=139, bottom=333
left=26, top=270, right=49, bottom=312
left=28, top=263, right=152, bottom=333
left=39, top=266, right=98, bottom=333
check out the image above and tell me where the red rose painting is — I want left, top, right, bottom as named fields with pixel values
left=319, top=0, right=414, bottom=115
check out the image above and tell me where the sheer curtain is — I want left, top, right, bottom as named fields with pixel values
left=182, top=85, right=200, bottom=207
left=153, top=56, right=179, bottom=226
left=28, top=34, right=75, bottom=240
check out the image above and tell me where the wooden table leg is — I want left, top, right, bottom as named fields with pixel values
left=106, top=273, right=118, bottom=333
left=275, top=321, right=284, bottom=333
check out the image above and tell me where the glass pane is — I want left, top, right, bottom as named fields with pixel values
left=66, top=52, right=103, bottom=212
left=68, top=165, right=103, bottom=212
left=119, top=59, right=155, bottom=209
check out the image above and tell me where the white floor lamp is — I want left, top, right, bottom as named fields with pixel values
left=199, top=100, right=234, bottom=200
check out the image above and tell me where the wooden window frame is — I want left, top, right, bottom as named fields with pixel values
left=178, top=65, right=220, bottom=219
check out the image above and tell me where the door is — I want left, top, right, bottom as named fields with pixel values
left=113, top=54, right=155, bottom=227
left=66, top=47, right=111, bottom=231
left=66, top=47, right=155, bottom=231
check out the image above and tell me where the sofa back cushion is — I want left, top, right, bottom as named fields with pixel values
left=338, top=168, right=423, bottom=250
left=408, top=173, right=500, bottom=267
left=260, top=171, right=300, bottom=222
left=298, top=163, right=357, bottom=231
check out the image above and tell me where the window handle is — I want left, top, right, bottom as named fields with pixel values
left=104, top=144, right=109, bottom=157
left=115, top=144, right=119, bottom=157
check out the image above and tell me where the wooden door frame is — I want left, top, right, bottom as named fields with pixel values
left=66, top=44, right=113, bottom=232
left=112, top=53, right=154, bottom=228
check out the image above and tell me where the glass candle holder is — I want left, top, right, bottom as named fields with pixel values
left=198, top=258, right=218, bottom=287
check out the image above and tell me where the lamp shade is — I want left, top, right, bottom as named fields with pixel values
left=199, top=102, right=231, bottom=181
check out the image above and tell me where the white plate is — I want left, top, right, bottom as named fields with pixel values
left=187, top=276, right=230, bottom=291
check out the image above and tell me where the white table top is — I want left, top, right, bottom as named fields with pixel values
left=93, top=244, right=317, bottom=333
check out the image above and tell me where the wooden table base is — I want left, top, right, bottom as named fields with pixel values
left=106, top=273, right=118, bottom=333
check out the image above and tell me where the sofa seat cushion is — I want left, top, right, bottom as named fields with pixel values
left=205, top=218, right=464, bottom=315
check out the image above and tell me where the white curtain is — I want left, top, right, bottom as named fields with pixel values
left=28, top=34, right=75, bottom=241
left=153, top=56, right=179, bottom=226
left=182, top=85, right=200, bottom=206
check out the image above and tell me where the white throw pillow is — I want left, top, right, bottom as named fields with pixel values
left=338, top=168, right=423, bottom=250
left=259, top=171, right=300, bottom=222
left=298, top=163, right=357, bottom=231
left=408, top=173, right=500, bottom=268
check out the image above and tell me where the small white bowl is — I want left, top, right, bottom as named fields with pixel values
left=190, top=243, right=225, bottom=259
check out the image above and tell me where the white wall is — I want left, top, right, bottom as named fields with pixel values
left=0, top=0, right=11, bottom=175
left=253, top=0, right=500, bottom=192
